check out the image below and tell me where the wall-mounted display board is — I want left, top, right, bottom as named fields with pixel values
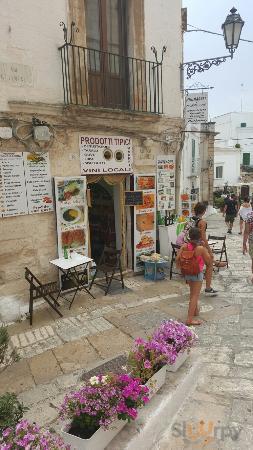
left=134, top=174, right=156, bottom=272
left=0, top=151, right=53, bottom=218
left=157, top=155, right=175, bottom=211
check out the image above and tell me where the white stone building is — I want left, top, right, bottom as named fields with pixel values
left=214, top=112, right=253, bottom=166
left=0, top=0, right=184, bottom=305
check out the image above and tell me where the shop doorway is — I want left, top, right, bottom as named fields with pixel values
left=88, top=179, right=122, bottom=264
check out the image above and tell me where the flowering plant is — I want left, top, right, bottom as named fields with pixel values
left=0, top=419, right=70, bottom=449
left=127, top=337, right=174, bottom=383
left=59, top=373, right=149, bottom=439
left=152, top=320, right=198, bottom=354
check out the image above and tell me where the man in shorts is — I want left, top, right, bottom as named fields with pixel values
left=224, top=194, right=239, bottom=234
left=243, top=211, right=253, bottom=282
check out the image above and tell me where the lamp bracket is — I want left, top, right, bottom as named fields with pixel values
left=181, top=55, right=232, bottom=79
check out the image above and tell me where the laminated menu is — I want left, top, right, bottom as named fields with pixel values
left=0, top=151, right=53, bottom=218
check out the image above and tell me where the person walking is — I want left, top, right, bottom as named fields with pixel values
left=176, top=227, right=211, bottom=326
left=243, top=210, right=253, bottom=282
left=224, top=193, right=239, bottom=234
left=239, top=197, right=252, bottom=235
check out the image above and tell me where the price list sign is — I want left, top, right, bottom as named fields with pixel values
left=0, top=151, right=53, bottom=218
left=0, top=152, right=28, bottom=217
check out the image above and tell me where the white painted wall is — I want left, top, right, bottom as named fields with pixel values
left=144, top=0, right=183, bottom=117
left=0, top=0, right=183, bottom=118
left=214, top=112, right=253, bottom=166
left=0, top=0, right=67, bottom=110
left=214, top=147, right=241, bottom=189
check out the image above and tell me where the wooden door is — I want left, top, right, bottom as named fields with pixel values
left=85, top=0, right=128, bottom=108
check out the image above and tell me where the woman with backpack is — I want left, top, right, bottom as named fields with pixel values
left=176, top=227, right=211, bottom=326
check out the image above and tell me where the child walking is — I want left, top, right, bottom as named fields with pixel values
left=176, top=227, right=211, bottom=326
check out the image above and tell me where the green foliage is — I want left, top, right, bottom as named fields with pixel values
left=0, top=326, right=19, bottom=371
left=0, top=392, right=28, bottom=433
left=214, top=197, right=225, bottom=209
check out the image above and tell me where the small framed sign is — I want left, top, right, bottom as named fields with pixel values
left=124, top=190, right=144, bottom=206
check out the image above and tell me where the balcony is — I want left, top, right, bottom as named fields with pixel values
left=59, top=44, right=164, bottom=114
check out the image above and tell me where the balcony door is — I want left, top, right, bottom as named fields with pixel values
left=85, top=0, right=128, bottom=108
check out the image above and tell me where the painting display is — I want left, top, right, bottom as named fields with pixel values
left=134, top=175, right=156, bottom=272
left=180, top=193, right=191, bottom=217
left=54, top=177, right=88, bottom=258
left=157, top=155, right=176, bottom=211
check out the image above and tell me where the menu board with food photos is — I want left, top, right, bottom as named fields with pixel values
left=54, top=177, right=88, bottom=258
left=180, top=193, right=191, bottom=218
left=157, top=155, right=175, bottom=211
left=0, top=151, right=53, bottom=218
left=134, top=174, right=156, bottom=272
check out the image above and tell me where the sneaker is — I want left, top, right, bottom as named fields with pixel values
left=238, top=232, right=242, bottom=235
left=227, top=230, right=232, bottom=234
left=205, top=288, right=218, bottom=297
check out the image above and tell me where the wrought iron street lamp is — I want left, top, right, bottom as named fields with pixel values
left=182, top=7, right=244, bottom=79
left=222, top=7, right=245, bottom=58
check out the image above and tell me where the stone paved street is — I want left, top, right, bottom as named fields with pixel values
left=2, top=212, right=253, bottom=449
left=157, top=213, right=253, bottom=450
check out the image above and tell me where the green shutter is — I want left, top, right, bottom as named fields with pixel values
left=243, top=153, right=250, bottom=166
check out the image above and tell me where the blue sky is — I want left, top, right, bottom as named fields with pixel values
left=182, top=0, right=253, bottom=118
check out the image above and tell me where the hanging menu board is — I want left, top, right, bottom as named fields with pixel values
left=180, top=193, right=191, bottom=217
left=134, top=175, right=156, bottom=272
left=0, top=152, right=28, bottom=217
left=24, top=153, right=53, bottom=214
left=54, top=177, right=88, bottom=258
left=0, top=151, right=53, bottom=218
left=157, top=155, right=176, bottom=211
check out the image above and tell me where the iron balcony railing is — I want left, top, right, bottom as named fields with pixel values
left=59, top=43, right=164, bottom=114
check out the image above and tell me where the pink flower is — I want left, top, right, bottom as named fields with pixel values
left=144, top=360, right=152, bottom=369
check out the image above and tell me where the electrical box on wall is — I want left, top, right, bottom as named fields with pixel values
left=33, top=126, right=51, bottom=141
left=0, top=127, right=12, bottom=139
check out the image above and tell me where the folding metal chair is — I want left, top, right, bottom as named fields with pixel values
left=170, top=243, right=181, bottom=279
left=89, top=247, right=124, bottom=296
left=208, top=235, right=229, bottom=270
left=25, top=267, right=63, bottom=325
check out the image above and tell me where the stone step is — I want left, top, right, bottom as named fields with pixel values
left=107, top=351, right=202, bottom=450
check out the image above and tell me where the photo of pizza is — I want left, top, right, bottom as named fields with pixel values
left=135, top=176, right=155, bottom=190
left=136, top=193, right=155, bottom=210
left=136, top=234, right=155, bottom=249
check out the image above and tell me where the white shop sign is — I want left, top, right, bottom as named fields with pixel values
left=80, top=135, right=133, bottom=175
left=185, top=93, right=208, bottom=124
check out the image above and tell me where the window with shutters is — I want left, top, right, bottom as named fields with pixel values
left=215, top=166, right=223, bottom=179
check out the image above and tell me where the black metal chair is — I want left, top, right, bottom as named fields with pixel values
left=170, top=243, right=181, bottom=279
left=208, top=235, right=229, bottom=270
left=25, top=267, right=63, bottom=325
left=89, top=247, right=124, bottom=296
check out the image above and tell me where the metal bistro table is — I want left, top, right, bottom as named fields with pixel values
left=50, top=253, right=95, bottom=309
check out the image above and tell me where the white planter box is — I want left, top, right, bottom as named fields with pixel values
left=167, top=350, right=189, bottom=372
left=61, top=418, right=126, bottom=450
left=145, top=365, right=166, bottom=398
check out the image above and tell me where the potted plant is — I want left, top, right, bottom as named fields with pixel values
left=127, top=337, right=172, bottom=397
left=59, top=373, right=149, bottom=450
left=0, top=392, right=28, bottom=433
left=152, top=320, right=198, bottom=372
left=0, top=419, right=70, bottom=449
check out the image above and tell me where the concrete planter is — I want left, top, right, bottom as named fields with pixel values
left=145, top=365, right=166, bottom=398
left=167, top=350, right=189, bottom=372
left=61, top=419, right=126, bottom=450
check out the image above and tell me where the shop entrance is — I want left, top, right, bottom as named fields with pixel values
left=88, top=179, right=123, bottom=264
